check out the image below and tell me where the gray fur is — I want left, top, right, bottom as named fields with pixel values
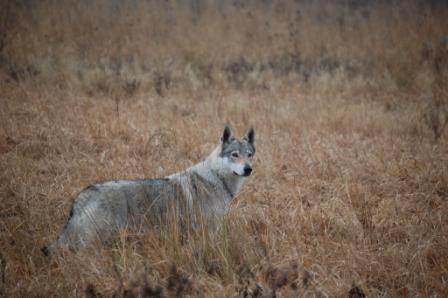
left=43, top=126, right=255, bottom=255
left=220, top=139, right=255, bottom=158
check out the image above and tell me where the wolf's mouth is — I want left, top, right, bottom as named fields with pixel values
left=233, top=171, right=251, bottom=177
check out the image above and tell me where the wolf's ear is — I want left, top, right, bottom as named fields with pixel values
left=221, top=125, right=233, bottom=143
left=244, top=127, right=255, bottom=145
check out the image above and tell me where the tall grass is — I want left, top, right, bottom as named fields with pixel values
left=1, top=0, right=448, bottom=297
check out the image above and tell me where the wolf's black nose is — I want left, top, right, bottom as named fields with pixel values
left=243, top=166, right=252, bottom=176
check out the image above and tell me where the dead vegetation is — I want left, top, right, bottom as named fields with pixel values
left=1, top=0, right=448, bottom=297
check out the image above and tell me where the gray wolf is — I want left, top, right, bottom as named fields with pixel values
left=42, top=126, right=255, bottom=255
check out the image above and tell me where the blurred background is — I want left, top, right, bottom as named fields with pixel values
left=1, top=0, right=447, bottom=98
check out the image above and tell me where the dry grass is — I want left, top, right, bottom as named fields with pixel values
left=1, top=0, right=448, bottom=297
left=1, top=78, right=447, bottom=297
left=2, top=0, right=448, bottom=94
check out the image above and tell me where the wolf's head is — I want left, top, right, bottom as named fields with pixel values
left=213, top=126, right=255, bottom=177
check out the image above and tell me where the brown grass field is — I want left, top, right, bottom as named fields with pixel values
left=1, top=0, right=448, bottom=297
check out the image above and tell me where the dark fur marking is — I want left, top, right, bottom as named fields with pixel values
left=62, top=205, right=75, bottom=231
left=68, top=207, right=74, bottom=219
left=41, top=246, right=50, bottom=256
left=84, top=184, right=100, bottom=192
left=154, top=178, right=169, bottom=182
left=137, top=178, right=169, bottom=183
left=222, top=126, right=233, bottom=143
left=219, top=175, right=235, bottom=197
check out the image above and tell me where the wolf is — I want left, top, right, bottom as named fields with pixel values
left=42, top=126, right=255, bottom=255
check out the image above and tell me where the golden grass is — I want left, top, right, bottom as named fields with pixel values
left=1, top=0, right=448, bottom=297
left=1, top=77, right=447, bottom=296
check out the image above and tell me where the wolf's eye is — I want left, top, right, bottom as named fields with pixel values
left=248, top=152, right=253, bottom=158
left=231, top=152, right=239, bottom=158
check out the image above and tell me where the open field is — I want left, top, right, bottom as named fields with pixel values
left=1, top=0, right=448, bottom=297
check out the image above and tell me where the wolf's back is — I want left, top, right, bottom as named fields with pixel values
left=42, top=178, right=185, bottom=255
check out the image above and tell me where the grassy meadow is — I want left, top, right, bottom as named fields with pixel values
left=1, top=0, right=448, bottom=297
